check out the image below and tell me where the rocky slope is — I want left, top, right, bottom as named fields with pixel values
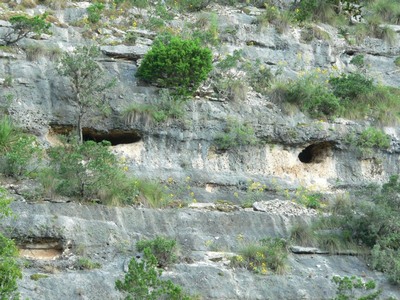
left=1, top=1, right=400, bottom=299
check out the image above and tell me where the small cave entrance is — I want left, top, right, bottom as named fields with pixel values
left=298, top=142, right=333, bottom=164
left=50, top=125, right=142, bottom=146
left=18, top=237, right=65, bottom=260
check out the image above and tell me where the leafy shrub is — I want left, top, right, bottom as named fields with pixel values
left=75, top=257, right=101, bottom=270
left=245, top=60, right=274, bottom=94
left=0, top=117, right=42, bottom=179
left=136, top=236, right=177, bottom=268
left=1, top=14, right=51, bottom=45
left=350, top=54, right=365, bottom=68
left=284, top=75, right=340, bottom=118
left=332, top=275, right=381, bottom=300
left=294, top=0, right=362, bottom=24
left=214, top=118, right=257, bottom=151
left=292, top=186, right=323, bottom=209
left=167, top=0, right=211, bottom=12
left=87, top=2, right=105, bottom=24
left=395, top=56, right=400, bottom=67
left=329, top=73, right=374, bottom=103
left=346, top=127, right=390, bottom=157
left=190, top=13, right=220, bottom=46
left=0, top=188, right=22, bottom=300
left=115, top=248, right=193, bottom=300
left=47, top=139, right=137, bottom=204
left=136, top=35, right=213, bottom=96
left=230, top=238, right=288, bottom=274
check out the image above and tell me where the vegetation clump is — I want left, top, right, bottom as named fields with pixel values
left=0, top=188, right=22, bottom=300
left=1, top=14, right=50, bottom=46
left=214, top=117, right=257, bottom=151
left=136, top=35, right=213, bottom=96
left=230, top=238, right=288, bottom=275
left=136, top=236, right=177, bottom=268
left=116, top=237, right=194, bottom=300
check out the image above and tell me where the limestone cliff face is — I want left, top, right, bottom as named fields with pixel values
left=1, top=1, right=400, bottom=299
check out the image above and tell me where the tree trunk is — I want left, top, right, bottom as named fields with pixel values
left=77, top=112, right=83, bottom=144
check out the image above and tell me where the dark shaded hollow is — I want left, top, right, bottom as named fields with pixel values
left=298, top=142, right=333, bottom=163
left=50, top=124, right=142, bottom=146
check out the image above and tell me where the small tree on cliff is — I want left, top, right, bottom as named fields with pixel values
left=56, top=46, right=115, bottom=143
left=1, top=14, right=50, bottom=46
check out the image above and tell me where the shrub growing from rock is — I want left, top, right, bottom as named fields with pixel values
left=136, top=35, right=213, bottom=96
left=0, top=188, right=22, bottom=300
left=1, top=14, right=51, bottom=46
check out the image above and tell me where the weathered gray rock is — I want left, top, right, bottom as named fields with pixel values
left=100, top=44, right=150, bottom=61
left=2, top=201, right=398, bottom=300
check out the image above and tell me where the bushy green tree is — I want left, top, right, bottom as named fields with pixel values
left=57, top=46, right=115, bottom=143
left=115, top=248, right=192, bottom=300
left=0, top=116, right=42, bottom=179
left=47, top=139, right=137, bottom=203
left=0, top=188, right=22, bottom=300
left=1, top=14, right=50, bottom=45
left=136, top=35, right=213, bottom=96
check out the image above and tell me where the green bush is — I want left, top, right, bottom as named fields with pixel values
left=0, top=117, right=42, bottom=179
left=75, top=257, right=101, bottom=270
left=284, top=75, right=340, bottom=118
left=0, top=188, right=22, bottom=300
left=115, top=248, right=193, bottom=300
left=1, top=14, right=51, bottom=45
left=230, top=238, right=288, bottom=274
left=47, top=139, right=138, bottom=204
left=394, top=57, right=400, bottom=67
left=136, top=236, right=177, bottom=268
left=214, top=118, right=257, bottom=151
left=332, top=275, right=381, bottom=300
left=329, top=73, right=374, bottom=103
left=87, top=2, right=105, bottom=24
left=346, top=127, right=390, bottom=157
left=136, top=35, right=213, bottom=96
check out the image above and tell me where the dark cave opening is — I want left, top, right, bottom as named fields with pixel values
left=50, top=125, right=142, bottom=146
left=298, top=142, right=333, bottom=164
left=82, top=128, right=141, bottom=145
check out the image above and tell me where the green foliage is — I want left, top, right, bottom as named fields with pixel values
left=346, top=127, right=390, bottom=157
left=0, top=188, right=22, bottom=300
left=136, top=236, right=177, bottom=268
left=1, top=14, right=51, bottom=45
left=283, top=74, right=341, bottom=118
left=0, top=117, right=42, bottom=179
left=30, top=273, right=49, bottom=281
left=395, top=56, right=400, bottom=67
left=329, top=73, right=374, bottom=103
left=87, top=2, right=105, bottom=24
left=294, top=0, right=362, bottom=24
left=230, top=238, right=288, bottom=274
left=350, top=55, right=365, bottom=68
left=136, top=35, right=213, bottom=96
left=115, top=248, right=193, bottom=300
left=332, top=275, right=381, bottom=300
left=190, top=13, right=220, bottom=46
left=214, top=118, right=257, bottom=151
left=47, top=139, right=137, bottom=204
left=245, top=60, right=274, bottom=94
left=75, top=257, right=101, bottom=270
left=167, top=0, right=211, bottom=12
left=292, top=186, right=323, bottom=209
left=57, top=45, right=115, bottom=143
left=124, top=89, right=185, bottom=123
left=217, top=50, right=243, bottom=70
